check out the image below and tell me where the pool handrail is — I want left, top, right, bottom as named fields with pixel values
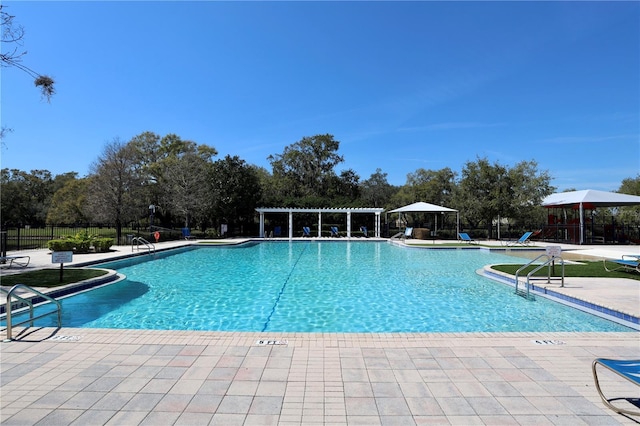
left=131, top=237, right=155, bottom=254
left=515, top=254, right=564, bottom=299
left=3, top=284, right=62, bottom=341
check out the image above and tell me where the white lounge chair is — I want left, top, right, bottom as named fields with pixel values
left=0, top=255, right=30, bottom=269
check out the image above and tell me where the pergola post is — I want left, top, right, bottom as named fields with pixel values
left=288, top=211, right=293, bottom=239
left=259, top=212, right=265, bottom=238
left=347, top=211, right=352, bottom=238
left=318, top=212, right=322, bottom=237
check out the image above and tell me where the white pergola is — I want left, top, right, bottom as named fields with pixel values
left=255, top=207, right=385, bottom=239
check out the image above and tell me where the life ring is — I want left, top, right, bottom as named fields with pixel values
left=153, top=231, right=160, bottom=242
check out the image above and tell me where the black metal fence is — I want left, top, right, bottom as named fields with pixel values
left=0, top=224, right=186, bottom=252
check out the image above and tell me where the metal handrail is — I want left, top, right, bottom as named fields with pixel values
left=131, top=237, right=155, bottom=254
left=4, top=284, right=62, bottom=341
left=515, top=254, right=564, bottom=300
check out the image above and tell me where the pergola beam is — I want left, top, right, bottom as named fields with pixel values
left=255, top=207, right=385, bottom=239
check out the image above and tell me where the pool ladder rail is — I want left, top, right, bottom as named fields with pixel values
left=131, top=236, right=155, bottom=254
left=1, top=284, right=62, bottom=341
left=514, top=254, right=565, bottom=300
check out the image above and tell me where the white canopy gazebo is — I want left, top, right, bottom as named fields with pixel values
left=387, top=201, right=459, bottom=237
left=255, top=207, right=385, bottom=239
left=541, top=189, right=640, bottom=244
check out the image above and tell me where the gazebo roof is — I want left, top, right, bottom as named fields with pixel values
left=541, top=190, right=640, bottom=208
left=255, top=207, right=385, bottom=214
left=388, top=201, right=457, bottom=213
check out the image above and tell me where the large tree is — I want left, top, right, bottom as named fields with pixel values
left=0, top=168, right=54, bottom=227
left=161, top=152, right=212, bottom=229
left=360, top=168, right=396, bottom=208
left=46, top=176, right=90, bottom=225
left=209, top=155, right=262, bottom=234
left=86, top=138, right=144, bottom=243
left=455, top=157, right=553, bottom=238
left=617, top=175, right=640, bottom=225
left=268, top=134, right=344, bottom=204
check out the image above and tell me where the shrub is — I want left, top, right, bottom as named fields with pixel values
left=47, top=239, right=76, bottom=252
left=46, top=232, right=112, bottom=253
left=93, top=238, right=114, bottom=253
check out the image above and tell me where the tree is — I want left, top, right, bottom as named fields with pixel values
left=403, top=167, right=457, bottom=206
left=455, top=157, right=553, bottom=238
left=46, top=177, right=90, bottom=225
left=1, top=6, right=55, bottom=100
left=161, top=152, right=212, bottom=228
left=86, top=138, right=144, bottom=243
left=128, top=131, right=218, bottom=229
left=507, top=160, right=554, bottom=228
left=268, top=134, right=344, bottom=203
left=360, top=168, right=396, bottom=208
left=327, top=169, right=361, bottom=204
left=0, top=168, right=54, bottom=227
left=455, top=158, right=514, bottom=237
left=209, top=155, right=262, bottom=234
left=617, top=175, right=640, bottom=225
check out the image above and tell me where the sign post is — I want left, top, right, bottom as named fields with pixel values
left=546, top=246, right=562, bottom=280
left=52, top=251, right=73, bottom=283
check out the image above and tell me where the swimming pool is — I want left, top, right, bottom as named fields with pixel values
left=16, top=242, right=635, bottom=332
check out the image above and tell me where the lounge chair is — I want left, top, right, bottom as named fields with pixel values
left=181, top=228, right=195, bottom=240
left=458, top=232, right=477, bottom=244
left=0, top=255, right=30, bottom=269
left=360, top=226, right=368, bottom=237
left=302, top=227, right=311, bottom=237
left=502, top=231, right=534, bottom=246
left=603, top=255, right=639, bottom=274
left=592, top=358, right=640, bottom=416
left=330, top=226, right=340, bottom=237
left=403, top=227, right=413, bottom=239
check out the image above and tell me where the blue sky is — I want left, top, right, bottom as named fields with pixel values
left=2, top=1, right=638, bottom=191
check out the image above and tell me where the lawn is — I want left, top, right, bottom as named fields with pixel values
left=1, top=269, right=109, bottom=288
left=491, top=261, right=639, bottom=281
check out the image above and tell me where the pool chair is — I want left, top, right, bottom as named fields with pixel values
left=273, top=226, right=282, bottom=237
left=502, top=231, right=534, bottom=246
left=458, top=232, right=477, bottom=244
left=0, top=255, right=30, bottom=269
left=592, top=358, right=640, bottom=416
left=302, top=226, right=311, bottom=237
left=181, top=227, right=195, bottom=240
left=403, top=227, right=414, bottom=239
left=330, top=226, right=340, bottom=237
left=360, top=226, right=368, bottom=237
left=603, top=254, right=639, bottom=274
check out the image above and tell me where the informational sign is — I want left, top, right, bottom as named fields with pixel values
left=546, top=246, right=562, bottom=258
left=52, top=251, right=73, bottom=283
left=52, top=251, right=73, bottom=264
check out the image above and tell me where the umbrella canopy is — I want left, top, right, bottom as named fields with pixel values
left=541, top=190, right=640, bottom=244
left=388, top=202, right=459, bottom=237
left=388, top=201, right=457, bottom=213
left=541, top=189, right=640, bottom=208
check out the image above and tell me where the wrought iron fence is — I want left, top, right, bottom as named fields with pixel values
left=0, top=224, right=184, bottom=252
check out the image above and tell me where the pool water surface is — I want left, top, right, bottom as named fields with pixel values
left=20, top=242, right=635, bottom=332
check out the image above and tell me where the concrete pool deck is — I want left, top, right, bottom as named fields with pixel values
left=1, top=240, right=639, bottom=425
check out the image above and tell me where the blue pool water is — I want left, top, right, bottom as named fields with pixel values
left=17, top=242, right=634, bottom=332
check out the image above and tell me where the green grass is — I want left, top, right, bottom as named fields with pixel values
left=1, top=269, right=109, bottom=288
left=491, top=261, right=639, bottom=280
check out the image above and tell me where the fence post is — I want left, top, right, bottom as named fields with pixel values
left=1, top=230, right=6, bottom=258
